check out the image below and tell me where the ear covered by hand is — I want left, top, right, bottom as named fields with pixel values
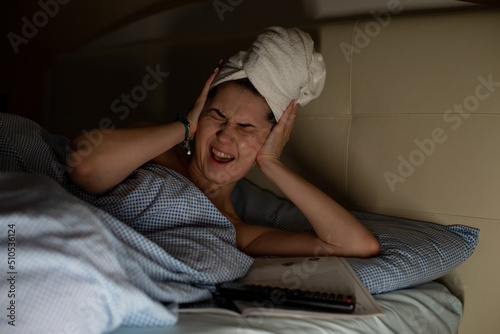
left=256, top=99, right=299, bottom=166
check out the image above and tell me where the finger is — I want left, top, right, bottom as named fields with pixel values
left=273, top=100, right=294, bottom=131
left=196, top=60, right=224, bottom=104
left=205, top=59, right=225, bottom=88
left=279, top=100, right=298, bottom=138
left=267, top=101, right=293, bottom=143
left=288, top=102, right=299, bottom=127
left=284, top=100, right=299, bottom=121
left=198, top=73, right=216, bottom=101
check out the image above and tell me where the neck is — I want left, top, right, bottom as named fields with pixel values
left=186, top=161, right=236, bottom=213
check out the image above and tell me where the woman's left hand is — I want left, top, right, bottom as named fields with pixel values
left=253, top=99, right=380, bottom=259
left=256, top=99, right=298, bottom=166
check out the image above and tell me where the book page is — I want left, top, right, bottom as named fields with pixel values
left=237, top=257, right=384, bottom=319
left=242, top=257, right=354, bottom=294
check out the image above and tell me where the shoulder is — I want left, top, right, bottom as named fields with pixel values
left=126, top=121, right=190, bottom=176
left=151, top=146, right=190, bottom=178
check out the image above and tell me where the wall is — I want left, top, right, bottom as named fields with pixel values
left=1, top=0, right=485, bottom=125
left=1, top=0, right=199, bottom=124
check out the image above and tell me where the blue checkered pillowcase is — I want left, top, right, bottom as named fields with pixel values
left=345, top=212, right=478, bottom=294
left=232, top=179, right=479, bottom=294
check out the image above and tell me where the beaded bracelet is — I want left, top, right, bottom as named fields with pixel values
left=175, top=114, right=191, bottom=155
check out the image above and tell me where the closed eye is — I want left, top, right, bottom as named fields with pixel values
left=238, top=123, right=255, bottom=128
left=208, top=108, right=226, bottom=120
left=208, top=108, right=256, bottom=130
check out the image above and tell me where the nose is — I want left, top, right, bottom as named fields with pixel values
left=217, top=123, right=236, bottom=143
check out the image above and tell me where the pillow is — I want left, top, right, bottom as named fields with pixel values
left=231, top=179, right=479, bottom=294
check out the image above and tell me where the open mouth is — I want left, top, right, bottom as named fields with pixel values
left=210, top=147, right=235, bottom=164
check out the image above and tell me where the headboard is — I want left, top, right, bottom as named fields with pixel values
left=46, top=8, right=500, bottom=334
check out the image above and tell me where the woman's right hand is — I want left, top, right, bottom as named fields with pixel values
left=186, top=60, right=223, bottom=139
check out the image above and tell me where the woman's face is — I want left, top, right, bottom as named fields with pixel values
left=193, top=83, right=272, bottom=187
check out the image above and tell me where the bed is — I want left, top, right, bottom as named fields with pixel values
left=0, top=112, right=474, bottom=334
left=2, top=4, right=499, bottom=334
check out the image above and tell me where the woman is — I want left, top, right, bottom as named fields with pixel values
left=68, top=27, right=379, bottom=259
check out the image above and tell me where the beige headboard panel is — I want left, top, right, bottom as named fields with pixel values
left=246, top=9, right=500, bottom=334
left=47, top=8, right=499, bottom=334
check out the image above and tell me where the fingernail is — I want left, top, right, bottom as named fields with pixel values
left=214, top=59, right=225, bottom=72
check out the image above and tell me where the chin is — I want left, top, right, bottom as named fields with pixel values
left=204, top=165, right=245, bottom=187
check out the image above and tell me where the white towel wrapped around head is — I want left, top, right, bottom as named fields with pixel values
left=211, top=26, right=326, bottom=122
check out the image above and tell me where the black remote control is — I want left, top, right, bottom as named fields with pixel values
left=218, top=281, right=356, bottom=313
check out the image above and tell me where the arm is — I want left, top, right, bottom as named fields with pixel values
left=67, top=122, right=185, bottom=194
left=247, top=101, right=379, bottom=258
left=67, top=66, right=220, bottom=195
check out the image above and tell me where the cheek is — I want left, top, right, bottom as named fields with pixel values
left=196, top=119, right=216, bottom=140
left=238, top=133, right=269, bottom=160
left=194, top=122, right=212, bottom=155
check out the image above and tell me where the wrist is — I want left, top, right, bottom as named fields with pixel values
left=175, top=114, right=192, bottom=155
left=256, top=154, right=285, bottom=177
left=186, top=114, right=198, bottom=139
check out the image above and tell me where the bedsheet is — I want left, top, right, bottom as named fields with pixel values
left=108, top=281, right=462, bottom=334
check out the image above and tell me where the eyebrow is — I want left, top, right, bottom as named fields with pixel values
left=209, top=108, right=226, bottom=119
left=208, top=108, right=256, bottom=128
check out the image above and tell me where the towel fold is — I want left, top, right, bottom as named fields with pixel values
left=212, top=26, right=326, bottom=121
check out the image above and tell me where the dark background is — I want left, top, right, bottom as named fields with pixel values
left=1, top=0, right=497, bottom=126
